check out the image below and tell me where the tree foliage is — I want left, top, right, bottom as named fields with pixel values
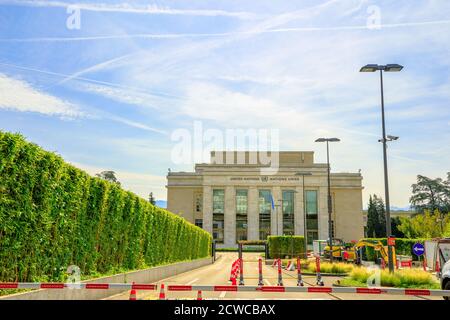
left=410, top=173, right=450, bottom=214
left=397, top=210, right=449, bottom=239
left=0, top=131, right=211, bottom=282
left=148, top=192, right=156, bottom=205
left=367, top=195, right=386, bottom=238
left=96, top=171, right=121, bottom=186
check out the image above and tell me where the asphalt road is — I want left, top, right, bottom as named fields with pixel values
left=105, top=252, right=441, bottom=300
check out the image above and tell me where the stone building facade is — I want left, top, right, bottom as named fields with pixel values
left=166, top=151, right=364, bottom=247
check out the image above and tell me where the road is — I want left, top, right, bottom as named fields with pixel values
left=105, top=252, right=440, bottom=300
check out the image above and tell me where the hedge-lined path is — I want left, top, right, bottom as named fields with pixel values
left=105, top=253, right=440, bottom=300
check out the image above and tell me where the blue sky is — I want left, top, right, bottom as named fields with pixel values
left=0, top=0, right=449, bottom=207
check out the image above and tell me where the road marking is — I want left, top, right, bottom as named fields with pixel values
left=264, top=279, right=271, bottom=286
left=186, top=278, right=198, bottom=285
left=219, top=291, right=227, bottom=299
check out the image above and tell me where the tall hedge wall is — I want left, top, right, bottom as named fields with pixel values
left=0, top=131, right=211, bottom=282
left=362, top=238, right=428, bottom=261
left=267, top=236, right=306, bottom=259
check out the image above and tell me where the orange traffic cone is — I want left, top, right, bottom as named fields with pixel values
left=159, top=283, right=166, bottom=300
left=129, top=282, right=137, bottom=300
left=197, top=290, right=203, bottom=300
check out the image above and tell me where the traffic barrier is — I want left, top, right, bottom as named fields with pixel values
left=258, top=258, right=264, bottom=286
left=196, top=290, right=203, bottom=300
left=229, top=259, right=239, bottom=281
left=159, top=283, right=166, bottom=300
left=0, top=282, right=157, bottom=290
left=239, top=258, right=244, bottom=286
left=271, top=260, right=277, bottom=267
left=315, top=256, right=324, bottom=286
left=277, top=258, right=283, bottom=286
left=165, top=284, right=450, bottom=297
left=129, top=282, right=137, bottom=301
left=400, top=260, right=412, bottom=268
left=296, top=257, right=304, bottom=287
left=381, top=259, right=386, bottom=270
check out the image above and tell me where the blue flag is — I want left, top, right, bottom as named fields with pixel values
left=270, top=194, right=275, bottom=210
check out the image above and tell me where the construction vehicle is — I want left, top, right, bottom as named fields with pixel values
left=323, top=239, right=356, bottom=261
left=324, top=239, right=396, bottom=265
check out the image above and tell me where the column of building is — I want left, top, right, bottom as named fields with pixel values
left=247, top=186, right=259, bottom=240
left=318, top=185, right=329, bottom=241
left=294, top=185, right=305, bottom=236
left=224, top=186, right=236, bottom=246
left=202, top=185, right=213, bottom=235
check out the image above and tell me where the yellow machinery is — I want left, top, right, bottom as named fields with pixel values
left=324, top=239, right=396, bottom=265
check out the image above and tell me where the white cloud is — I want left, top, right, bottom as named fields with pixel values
left=0, top=73, right=82, bottom=117
left=0, top=0, right=257, bottom=19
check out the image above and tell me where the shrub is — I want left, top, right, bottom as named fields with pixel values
left=348, top=267, right=439, bottom=288
left=0, top=131, right=212, bottom=282
left=267, top=236, right=305, bottom=259
left=305, top=262, right=354, bottom=274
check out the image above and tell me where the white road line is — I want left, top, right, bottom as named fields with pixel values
left=219, top=291, right=227, bottom=299
left=264, top=279, right=271, bottom=286
left=186, top=278, right=198, bottom=285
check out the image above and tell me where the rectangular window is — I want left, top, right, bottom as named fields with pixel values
left=282, top=190, right=295, bottom=235
left=236, top=190, right=248, bottom=241
left=305, top=190, right=318, bottom=248
left=259, top=190, right=272, bottom=240
left=195, top=219, right=203, bottom=228
left=305, top=190, right=318, bottom=215
left=213, top=189, right=225, bottom=243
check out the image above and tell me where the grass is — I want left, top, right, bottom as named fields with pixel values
left=340, top=267, right=440, bottom=289
left=277, top=259, right=354, bottom=274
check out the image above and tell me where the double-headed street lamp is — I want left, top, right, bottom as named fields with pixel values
left=360, top=63, right=403, bottom=273
left=315, top=138, right=340, bottom=262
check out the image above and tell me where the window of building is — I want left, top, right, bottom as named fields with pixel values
left=213, top=189, right=225, bottom=243
left=305, top=190, right=318, bottom=247
left=236, top=189, right=248, bottom=241
left=259, top=190, right=272, bottom=240
left=282, top=190, right=295, bottom=235
left=195, top=219, right=203, bottom=228
left=195, top=194, right=202, bottom=213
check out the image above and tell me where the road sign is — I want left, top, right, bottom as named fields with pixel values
left=388, top=237, right=396, bottom=246
left=412, top=243, right=425, bottom=256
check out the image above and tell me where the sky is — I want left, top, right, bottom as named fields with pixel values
left=0, top=0, right=449, bottom=208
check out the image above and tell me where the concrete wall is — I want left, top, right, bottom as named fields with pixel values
left=167, top=187, right=197, bottom=223
left=333, top=188, right=364, bottom=242
left=0, top=257, right=213, bottom=300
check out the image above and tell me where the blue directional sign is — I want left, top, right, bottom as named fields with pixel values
left=412, top=243, right=425, bottom=256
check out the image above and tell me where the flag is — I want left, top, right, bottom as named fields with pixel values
left=270, top=194, right=275, bottom=210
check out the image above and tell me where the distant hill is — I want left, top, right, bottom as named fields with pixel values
left=155, top=200, right=167, bottom=208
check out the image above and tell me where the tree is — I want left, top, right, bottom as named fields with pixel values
left=390, top=217, right=405, bottom=238
left=410, top=173, right=450, bottom=214
left=367, top=195, right=387, bottom=238
left=374, top=195, right=386, bottom=237
left=398, top=209, right=450, bottom=238
left=148, top=192, right=156, bottom=205
left=95, top=171, right=121, bottom=186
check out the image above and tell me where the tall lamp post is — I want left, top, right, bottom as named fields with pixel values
left=295, top=172, right=312, bottom=251
left=315, top=138, right=340, bottom=262
left=360, top=63, right=403, bottom=273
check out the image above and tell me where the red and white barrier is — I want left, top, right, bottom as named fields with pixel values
left=166, top=284, right=450, bottom=297
left=1, top=282, right=447, bottom=297
left=0, top=282, right=157, bottom=290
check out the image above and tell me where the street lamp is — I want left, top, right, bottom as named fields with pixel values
left=360, top=63, right=403, bottom=273
left=315, top=137, right=340, bottom=262
left=295, top=172, right=312, bottom=251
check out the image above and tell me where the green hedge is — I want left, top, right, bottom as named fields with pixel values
left=0, top=131, right=211, bottom=282
left=362, top=238, right=428, bottom=261
left=267, top=236, right=305, bottom=259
